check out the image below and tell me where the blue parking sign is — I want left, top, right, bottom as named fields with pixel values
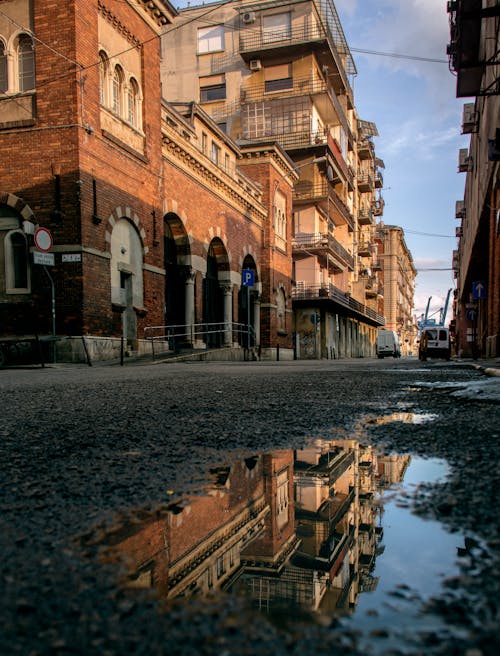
left=242, top=269, right=255, bottom=287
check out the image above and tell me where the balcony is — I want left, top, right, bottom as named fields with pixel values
left=293, top=181, right=355, bottom=231
left=292, top=232, right=354, bottom=271
left=292, top=283, right=385, bottom=326
left=358, top=207, right=373, bottom=226
left=372, top=198, right=384, bottom=217
left=357, top=242, right=373, bottom=257
left=357, top=171, right=374, bottom=192
left=240, top=19, right=328, bottom=58
left=374, top=170, right=383, bottom=188
left=357, top=138, right=375, bottom=160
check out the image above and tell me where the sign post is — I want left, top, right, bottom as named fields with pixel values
left=242, top=269, right=255, bottom=349
left=32, top=228, right=56, bottom=348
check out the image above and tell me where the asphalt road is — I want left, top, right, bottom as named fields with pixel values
left=1, top=357, right=499, bottom=655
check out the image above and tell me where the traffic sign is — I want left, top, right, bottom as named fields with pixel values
left=466, top=309, right=477, bottom=321
left=33, top=251, right=55, bottom=266
left=34, top=227, right=53, bottom=252
left=242, top=269, right=255, bottom=287
left=472, top=280, right=486, bottom=300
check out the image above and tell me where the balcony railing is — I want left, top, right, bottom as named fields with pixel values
left=357, top=241, right=373, bottom=257
left=358, top=208, right=373, bottom=226
left=357, top=172, right=374, bottom=192
left=249, top=129, right=327, bottom=152
left=358, top=138, right=375, bottom=160
left=292, top=232, right=354, bottom=270
left=374, top=170, right=384, bottom=188
left=240, top=22, right=327, bottom=55
left=292, top=283, right=385, bottom=325
left=241, top=74, right=330, bottom=104
left=293, top=181, right=355, bottom=231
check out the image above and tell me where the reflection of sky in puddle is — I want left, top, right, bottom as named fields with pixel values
left=351, top=457, right=464, bottom=651
left=86, top=441, right=466, bottom=651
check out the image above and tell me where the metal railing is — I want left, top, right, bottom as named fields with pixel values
left=144, top=322, right=256, bottom=357
left=292, top=282, right=385, bottom=325
left=292, top=232, right=354, bottom=270
left=293, top=183, right=355, bottom=231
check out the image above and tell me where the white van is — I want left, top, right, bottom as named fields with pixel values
left=376, top=329, right=401, bottom=359
left=418, top=327, right=451, bottom=361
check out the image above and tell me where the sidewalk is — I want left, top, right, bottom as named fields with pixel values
left=455, top=357, right=500, bottom=377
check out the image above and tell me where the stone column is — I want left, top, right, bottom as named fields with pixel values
left=184, top=268, right=196, bottom=346
left=253, top=294, right=261, bottom=348
left=221, top=283, right=233, bottom=346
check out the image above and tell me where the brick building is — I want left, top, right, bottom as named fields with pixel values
left=448, top=0, right=500, bottom=357
left=0, top=0, right=295, bottom=363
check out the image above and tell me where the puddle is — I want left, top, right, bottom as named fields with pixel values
left=367, top=412, right=439, bottom=426
left=83, top=437, right=469, bottom=651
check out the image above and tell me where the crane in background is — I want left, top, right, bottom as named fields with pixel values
left=417, top=289, right=452, bottom=331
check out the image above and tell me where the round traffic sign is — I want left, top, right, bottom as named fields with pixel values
left=34, top=227, right=53, bottom=252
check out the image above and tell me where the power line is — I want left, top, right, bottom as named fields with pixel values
left=350, top=47, right=448, bottom=65
left=403, top=229, right=455, bottom=238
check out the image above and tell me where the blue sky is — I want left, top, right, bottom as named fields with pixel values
left=173, top=0, right=468, bottom=323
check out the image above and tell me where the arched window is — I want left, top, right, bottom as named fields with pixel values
left=112, top=65, right=124, bottom=116
left=17, top=34, right=35, bottom=92
left=127, top=77, right=140, bottom=127
left=99, top=51, right=109, bottom=106
left=4, top=230, right=30, bottom=292
left=0, top=40, right=7, bottom=93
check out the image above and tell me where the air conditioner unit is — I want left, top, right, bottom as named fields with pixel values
left=456, top=226, right=463, bottom=238
left=462, top=103, right=478, bottom=134
left=458, top=148, right=471, bottom=172
left=249, top=59, right=262, bottom=71
left=242, top=11, right=256, bottom=24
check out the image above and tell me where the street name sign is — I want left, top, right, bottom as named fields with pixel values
left=33, top=250, right=55, bottom=266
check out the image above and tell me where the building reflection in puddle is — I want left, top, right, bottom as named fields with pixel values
left=94, top=439, right=414, bottom=623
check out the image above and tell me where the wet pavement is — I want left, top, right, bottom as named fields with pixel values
left=1, top=357, right=499, bottom=655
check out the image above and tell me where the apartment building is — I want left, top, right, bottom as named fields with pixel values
left=375, top=223, right=418, bottom=355
left=448, top=0, right=500, bottom=357
left=163, top=0, right=387, bottom=359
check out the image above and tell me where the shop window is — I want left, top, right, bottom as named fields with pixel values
left=197, top=24, right=224, bottom=53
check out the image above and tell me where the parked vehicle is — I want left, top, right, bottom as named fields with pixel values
left=418, top=327, right=451, bottom=361
left=376, top=329, right=401, bottom=358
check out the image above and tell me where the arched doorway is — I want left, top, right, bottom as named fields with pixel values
left=203, top=238, right=228, bottom=347
left=164, top=213, right=192, bottom=345
left=238, top=255, right=258, bottom=347
left=110, top=218, right=143, bottom=347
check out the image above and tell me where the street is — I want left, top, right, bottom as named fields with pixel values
left=1, top=357, right=499, bottom=655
